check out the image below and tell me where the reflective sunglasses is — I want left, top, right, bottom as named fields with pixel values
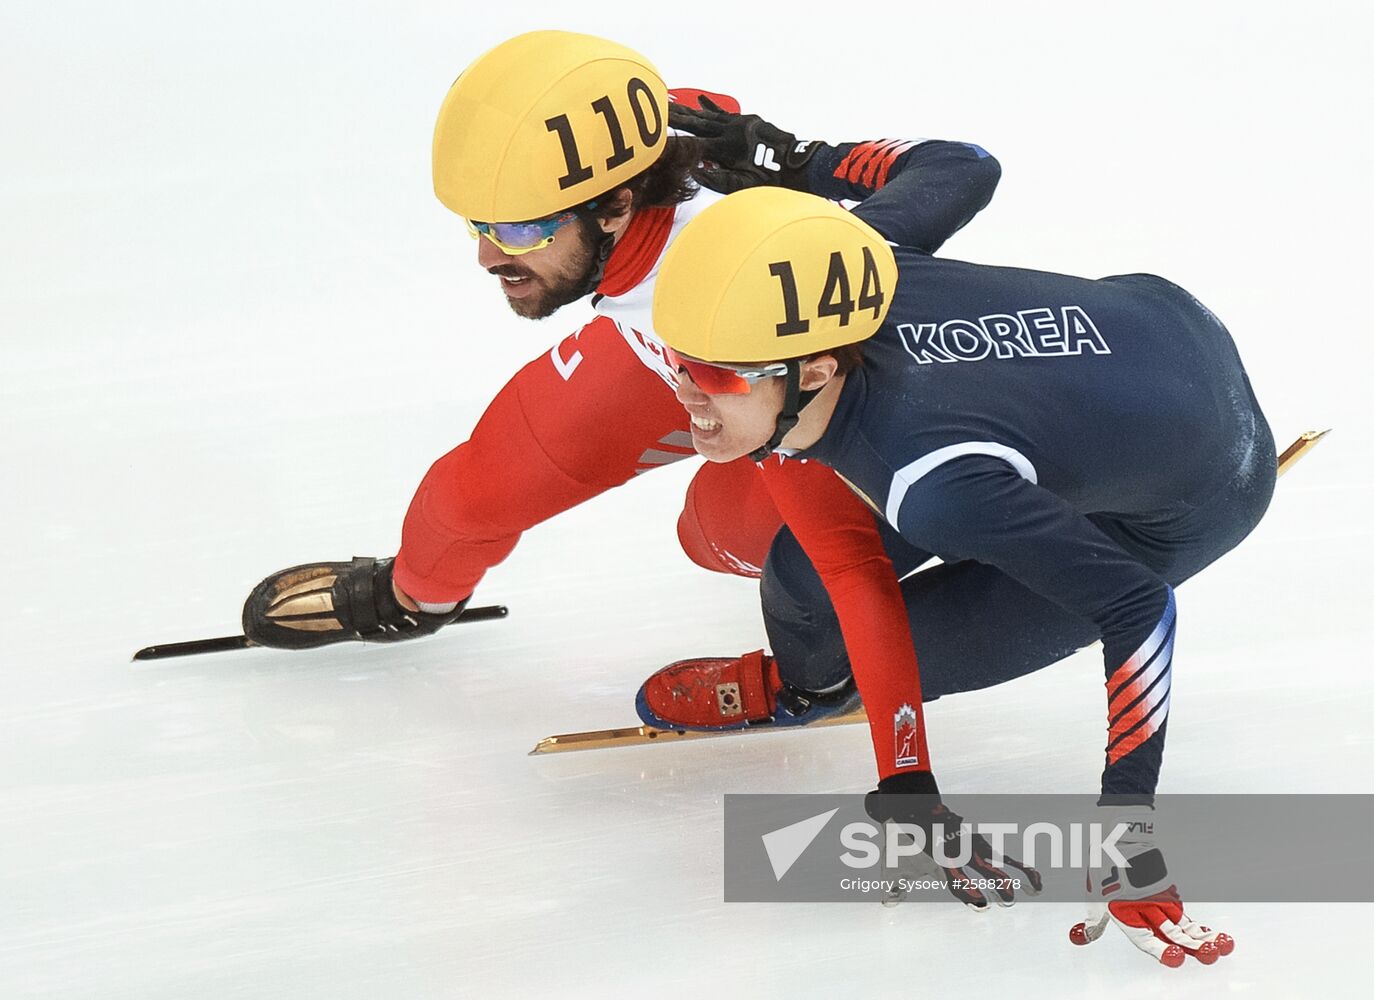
left=665, top=347, right=789, bottom=395
left=463, top=201, right=596, bottom=256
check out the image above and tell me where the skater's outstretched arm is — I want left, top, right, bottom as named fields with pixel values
left=670, top=98, right=1000, bottom=252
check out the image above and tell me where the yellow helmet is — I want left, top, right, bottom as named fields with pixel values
left=433, top=31, right=669, bottom=223
left=653, top=188, right=898, bottom=363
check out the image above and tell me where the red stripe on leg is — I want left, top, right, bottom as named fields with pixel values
left=1107, top=659, right=1166, bottom=719
left=1107, top=713, right=1162, bottom=764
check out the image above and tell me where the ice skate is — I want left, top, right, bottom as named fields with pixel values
left=635, top=649, right=857, bottom=731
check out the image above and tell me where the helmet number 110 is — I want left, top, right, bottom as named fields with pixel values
left=544, top=78, right=664, bottom=191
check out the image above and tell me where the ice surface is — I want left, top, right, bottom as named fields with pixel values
left=2, top=2, right=1371, bottom=997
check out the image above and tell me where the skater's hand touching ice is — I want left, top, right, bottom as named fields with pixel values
left=864, top=770, right=1043, bottom=909
left=1069, top=805, right=1235, bottom=967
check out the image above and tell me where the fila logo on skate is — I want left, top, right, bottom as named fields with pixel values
left=897, top=306, right=1111, bottom=366
left=754, top=143, right=781, bottom=172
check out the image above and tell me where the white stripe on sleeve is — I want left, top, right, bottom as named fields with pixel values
left=885, top=442, right=1038, bottom=530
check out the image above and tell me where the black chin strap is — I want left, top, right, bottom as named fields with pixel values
left=576, top=210, right=618, bottom=303
left=748, top=361, right=821, bottom=462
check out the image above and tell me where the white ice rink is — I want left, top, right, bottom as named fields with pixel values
left=3, top=2, right=1372, bottom=997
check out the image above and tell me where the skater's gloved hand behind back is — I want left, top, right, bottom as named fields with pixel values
left=669, top=96, right=818, bottom=193
left=242, top=556, right=468, bottom=650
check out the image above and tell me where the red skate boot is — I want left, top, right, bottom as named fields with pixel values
left=635, top=650, right=857, bottom=731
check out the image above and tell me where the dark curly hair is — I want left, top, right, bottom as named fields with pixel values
left=593, top=136, right=702, bottom=223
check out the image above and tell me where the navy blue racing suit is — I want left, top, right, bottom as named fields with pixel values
left=763, top=256, right=1274, bottom=798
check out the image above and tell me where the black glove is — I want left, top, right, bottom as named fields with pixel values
left=669, top=96, right=821, bottom=193
left=865, top=770, right=1043, bottom=909
left=242, top=556, right=468, bottom=650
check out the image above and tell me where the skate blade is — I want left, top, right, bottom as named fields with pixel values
left=529, top=708, right=868, bottom=754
